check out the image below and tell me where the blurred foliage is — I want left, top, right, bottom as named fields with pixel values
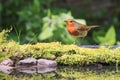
left=0, top=3, right=2, bottom=28
left=0, top=29, right=11, bottom=44
left=17, top=0, right=81, bottom=44
left=0, top=0, right=120, bottom=44
left=93, top=25, right=116, bottom=45
left=0, top=30, right=8, bottom=44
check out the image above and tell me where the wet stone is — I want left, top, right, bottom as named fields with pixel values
left=0, top=58, right=57, bottom=74
left=16, top=59, right=57, bottom=74
left=0, top=58, right=14, bottom=66
left=0, top=58, right=14, bottom=74
left=0, top=65, right=13, bottom=74
left=50, top=55, right=56, bottom=60
left=37, top=59, right=57, bottom=67
left=17, top=57, right=37, bottom=66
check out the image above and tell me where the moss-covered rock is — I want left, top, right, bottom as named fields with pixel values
left=0, top=29, right=120, bottom=66
left=0, top=40, right=120, bottom=66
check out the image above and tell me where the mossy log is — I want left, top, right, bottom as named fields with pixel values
left=0, top=41, right=120, bottom=66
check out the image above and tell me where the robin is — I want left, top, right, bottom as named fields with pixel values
left=65, top=19, right=99, bottom=42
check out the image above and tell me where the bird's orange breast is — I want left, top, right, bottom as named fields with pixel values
left=67, top=25, right=79, bottom=36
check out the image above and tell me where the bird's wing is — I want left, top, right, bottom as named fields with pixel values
left=72, top=20, right=88, bottom=31
left=77, top=25, right=90, bottom=31
left=72, top=20, right=93, bottom=32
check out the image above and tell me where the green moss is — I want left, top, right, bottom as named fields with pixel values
left=0, top=40, right=120, bottom=65
left=0, top=29, right=9, bottom=44
left=0, top=30, right=120, bottom=65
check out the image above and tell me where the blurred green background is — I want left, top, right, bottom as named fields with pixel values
left=0, top=0, right=120, bottom=45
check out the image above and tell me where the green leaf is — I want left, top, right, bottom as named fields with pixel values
left=33, top=0, right=40, bottom=13
left=105, top=26, right=116, bottom=45
left=38, top=28, right=53, bottom=40
left=93, top=25, right=116, bottom=45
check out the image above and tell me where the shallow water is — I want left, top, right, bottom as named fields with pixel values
left=0, top=66, right=120, bottom=80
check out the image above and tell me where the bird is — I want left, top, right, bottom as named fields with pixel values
left=65, top=19, right=99, bottom=37
left=65, top=19, right=99, bottom=43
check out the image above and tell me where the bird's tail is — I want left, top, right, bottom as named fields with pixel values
left=89, top=25, right=99, bottom=28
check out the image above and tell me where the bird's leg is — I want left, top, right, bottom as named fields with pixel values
left=73, top=38, right=77, bottom=44
left=81, top=37, right=85, bottom=43
left=79, top=37, right=85, bottom=45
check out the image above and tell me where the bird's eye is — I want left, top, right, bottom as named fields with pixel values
left=70, top=21, right=72, bottom=23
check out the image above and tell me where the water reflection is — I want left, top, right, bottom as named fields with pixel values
left=16, top=66, right=56, bottom=74
left=0, top=66, right=120, bottom=80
